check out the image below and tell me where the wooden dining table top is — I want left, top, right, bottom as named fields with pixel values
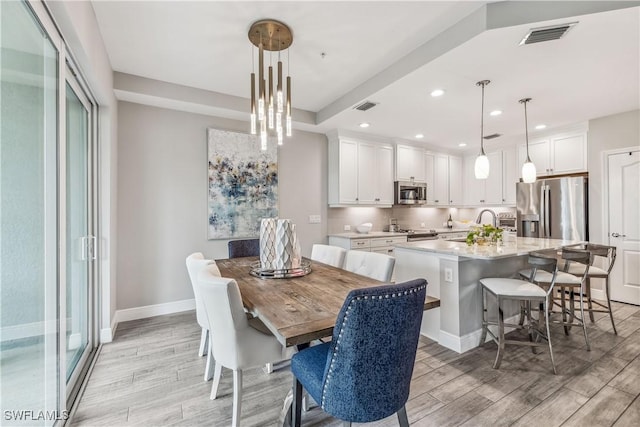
left=215, top=256, right=387, bottom=347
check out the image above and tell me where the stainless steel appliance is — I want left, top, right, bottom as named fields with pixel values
left=498, top=212, right=517, bottom=231
left=394, top=181, right=427, bottom=205
left=516, top=176, right=588, bottom=240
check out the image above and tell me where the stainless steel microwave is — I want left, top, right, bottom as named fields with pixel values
left=394, top=181, right=427, bottom=205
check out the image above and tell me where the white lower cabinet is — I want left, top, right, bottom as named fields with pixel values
left=329, top=235, right=407, bottom=256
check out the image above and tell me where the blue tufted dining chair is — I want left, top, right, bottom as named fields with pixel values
left=290, top=279, right=427, bottom=426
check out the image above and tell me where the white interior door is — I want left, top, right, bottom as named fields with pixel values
left=608, top=150, right=640, bottom=305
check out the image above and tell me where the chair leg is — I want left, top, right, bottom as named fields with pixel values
left=342, top=422, right=352, bottom=427
left=561, top=287, right=570, bottom=335
left=479, top=287, right=488, bottom=346
left=493, top=303, right=506, bottom=369
left=586, top=278, right=595, bottom=322
left=204, top=349, right=214, bottom=381
left=605, top=277, right=617, bottom=335
left=292, top=377, right=303, bottom=427
left=397, top=405, right=409, bottom=427
left=198, top=328, right=208, bottom=357
left=231, top=370, right=242, bottom=427
left=518, top=301, right=526, bottom=326
left=578, top=285, right=591, bottom=351
left=526, top=300, right=538, bottom=354
left=544, top=300, right=557, bottom=375
left=209, top=362, right=223, bottom=400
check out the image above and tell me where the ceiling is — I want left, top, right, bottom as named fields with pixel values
left=92, top=1, right=640, bottom=153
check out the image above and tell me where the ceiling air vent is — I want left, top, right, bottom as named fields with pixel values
left=353, top=100, right=378, bottom=111
left=483, top=133, right=502, bottom=140
left=519, top=22, right=577, bottom=45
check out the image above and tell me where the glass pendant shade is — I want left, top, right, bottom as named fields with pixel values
left=522, top=161, right=537, bottom=183
left=475, top=154, right=490, bottom=179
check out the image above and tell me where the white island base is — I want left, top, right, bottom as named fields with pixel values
left=393, top=237, right=580, bottom=353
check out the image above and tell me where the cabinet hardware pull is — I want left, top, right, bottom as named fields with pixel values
left=611, top=232, right=627, bottom=238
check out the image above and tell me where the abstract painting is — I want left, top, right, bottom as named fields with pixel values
left=207, top=128, right=278, bottom=239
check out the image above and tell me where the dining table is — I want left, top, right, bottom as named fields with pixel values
left=215, top=256, right=387, bottom=348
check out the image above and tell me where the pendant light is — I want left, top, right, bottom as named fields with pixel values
left=474, top=80, right=491, bottom=180
left=519, top=97, right=537, bottom=183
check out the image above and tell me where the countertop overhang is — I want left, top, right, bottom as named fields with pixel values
left=393, top=237, right=582, bottom=260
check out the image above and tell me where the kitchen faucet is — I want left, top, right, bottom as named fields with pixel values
left=476, top=209, right=497, bottom=227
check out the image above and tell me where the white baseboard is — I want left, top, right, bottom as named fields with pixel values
left=114, top=298, right=196, bottom=324
left=437, top=314, right=522, bottom=354
left=590, top=288, right=605, bottom=301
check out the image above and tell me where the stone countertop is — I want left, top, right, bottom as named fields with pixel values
left=393, top=237, right=581, bottom=260
left=328, top=231, right=409, bottom=239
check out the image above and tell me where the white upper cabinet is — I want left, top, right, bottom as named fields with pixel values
left=502, top=147, right=518, bottom=205
left=424, top=153, right=462, bottom=206
left=424, top=152, right=435, bottom=204
left=551, top=134, right=587, bottom=174
left=328, top=135, right=394, bottom=207
left=518, top=131, right=587, bottom=177
left=396, top=144, right=426, bottom=182
left=448, top=155, right=463, bottom=205
left=359, top=143, right=394, bottom=205
left=463, top=149, right=516, bottom=206
left=463, top=151, right=502, bottom=205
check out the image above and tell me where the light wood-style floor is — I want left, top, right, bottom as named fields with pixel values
left=71, top=301, right=640, bottom=426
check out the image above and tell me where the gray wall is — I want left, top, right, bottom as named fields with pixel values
left=116, top=102, right=327, bottom=310
left=588, top=109, right=640, bottom=244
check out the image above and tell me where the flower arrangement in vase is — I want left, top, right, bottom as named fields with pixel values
left=466, top=224, right=503, bottom=246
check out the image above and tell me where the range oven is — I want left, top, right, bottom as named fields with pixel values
left=406, top=231, right=438, bottom=242
left=394, top=181, right=427, bottom=205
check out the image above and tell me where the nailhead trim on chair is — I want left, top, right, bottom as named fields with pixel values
left=320, top=285, right=427, bottom=408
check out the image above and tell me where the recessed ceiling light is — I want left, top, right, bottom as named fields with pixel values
left=359, top=122, right=370, bottom=128
left=535, top=124, right=546, bottom=130
left=415, top=134, right=424, bottom=139
left=490, top=110, right=502, bottom=116
left=431, top=89, right=445, bottom=97
left=458, top=143, right=467, bottom=147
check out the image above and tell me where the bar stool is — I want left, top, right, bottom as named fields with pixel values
left=479, top=253, right=559, bottom=374
left=520, top=248, right=592, bottom=351
left=564, top=244, right=617, bottom=334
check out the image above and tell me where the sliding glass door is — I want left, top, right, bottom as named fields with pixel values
left=1, top=1, right=98, bottom=424
left=65, top=74, right=95, bottom=392
left=1, top=0, right=61, bottom=425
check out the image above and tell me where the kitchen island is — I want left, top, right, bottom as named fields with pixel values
left=393, top=236, right=580, bottom=353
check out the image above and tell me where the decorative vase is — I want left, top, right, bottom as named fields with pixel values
left=259, top=218, right=277, bottom=269
left=275, top=219, right=296, bottom=270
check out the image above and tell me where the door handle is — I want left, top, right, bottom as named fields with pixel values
left=611, top=232, right=627, bottom=238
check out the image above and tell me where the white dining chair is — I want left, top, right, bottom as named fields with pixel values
left=310, top=244, right=347, bottom=268
left=198, top=270, right=292, bottom=427
left=185, top=253, right=221, bottom=381
left=343, top=250, right=395, bottom=282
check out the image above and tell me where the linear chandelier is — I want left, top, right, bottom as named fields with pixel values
left=248, top=19, right=292, bottom=150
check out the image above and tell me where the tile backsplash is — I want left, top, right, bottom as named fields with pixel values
left=327, top=206, right=515, bottom=234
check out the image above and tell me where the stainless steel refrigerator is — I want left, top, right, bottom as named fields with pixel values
left=516, top=176, right=588, bottom=241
